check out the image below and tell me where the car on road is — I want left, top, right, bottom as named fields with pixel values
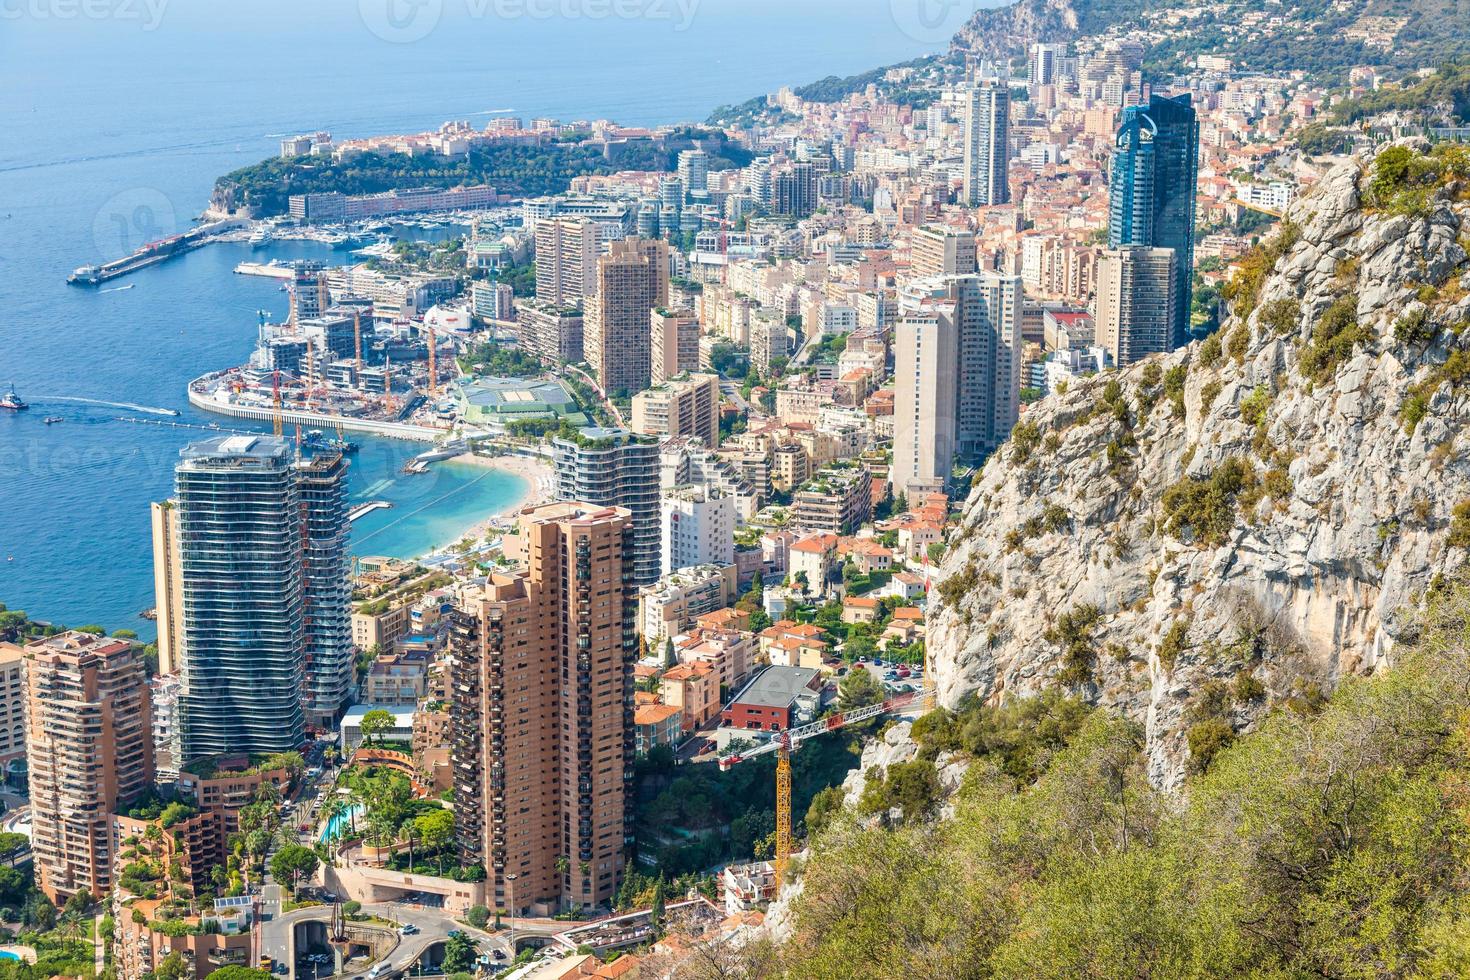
left=367, top=964, right=385, bottom=979
left=492, top=950, right=506, bottom=960
left=398, top=924, right=419, bottom=936
left=447, top=929, right=463, bottom=938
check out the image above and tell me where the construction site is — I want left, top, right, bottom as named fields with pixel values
left=190, top=259, right=461, bottom=441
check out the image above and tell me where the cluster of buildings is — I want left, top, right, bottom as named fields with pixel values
left=12, top=13, right=1403, bottom=974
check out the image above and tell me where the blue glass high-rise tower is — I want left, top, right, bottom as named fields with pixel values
left=1108, top=93, right=1199, bottom=350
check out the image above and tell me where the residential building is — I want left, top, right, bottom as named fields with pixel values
left=553, top=428, right=661, bottom=586
left=787, top=532, right=839, bottom=594
left=962, top=79, right=1010, bottom=206
left=170, top=436, right=305, bottom=759
left=660, top=485, right=735, bottom=576
left=297, top=450, right=354, bottom=729
left=638, top=564, right=737, bottom=643
left=0, top=644, right=26, bottom=771
left=898, top=272, right=1024, bottom=464
left=631, top=373, right=720, bottom=448
left=516, top=301, right=585, bottom=365
left=27, top=632, right=153, bottom=901
left=633, top=704, right=683, bottom=755
left=149, top=501, right=185, bottom=675
left=677, top=149, right=709, bottom=195
left=790, top=461, right=872, bottom=535
left=1095, top=247, right=1178, bottom=367
left=773, top=163, right=817, bottom=217
left=585, top=238, right=670, bottom=395
left=352, top=603, right=411, bottom=652
left=535, top=218, right=598, bottom=307
left=363, top=650, right=431, bottom=707
left=910, top=226, right=977, bottom=278
left=661, top=661, right=720, bottom=731
left=649, top=309, right=701, bottom=386
left=450, top=504, right=637, bottom=913
left=1108, top=93, right=1199, bottom=350
left=891, top=310, right=958, bottom=499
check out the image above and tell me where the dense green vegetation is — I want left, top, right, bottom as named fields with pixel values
left=763, top=579, right=1470, bottom=977
left=459, top=341, right=544, bottom=378
left=1331, top=59, right=1470, bottom=124
left=215, top=136, right=749, bottom=217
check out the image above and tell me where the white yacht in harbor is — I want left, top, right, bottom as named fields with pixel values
left=247, top=226, right=273, bottom=248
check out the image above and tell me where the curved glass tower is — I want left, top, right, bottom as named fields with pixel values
left=175, top=435, right=305, bottom=758
left=1108, top=93, right=1199, bottom=350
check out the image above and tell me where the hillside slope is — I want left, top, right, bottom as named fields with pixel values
left=952, top=0, right=1470, bottom=79
left=928, top=142, right=1470, bottom=787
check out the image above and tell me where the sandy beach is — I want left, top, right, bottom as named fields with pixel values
left=445, top=450, right=555, bottom=545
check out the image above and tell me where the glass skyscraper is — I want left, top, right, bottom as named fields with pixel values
left=1108, top=92, right=1200, bottom=351
left=171, top=435, right=351, bottom=760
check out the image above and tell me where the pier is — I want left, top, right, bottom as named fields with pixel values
left=67, top=218, right=243, bottom=286
left=348, top=500, right=393, bottom=522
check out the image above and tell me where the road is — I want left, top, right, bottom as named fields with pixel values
left=260, top=900, right=510, bottom=979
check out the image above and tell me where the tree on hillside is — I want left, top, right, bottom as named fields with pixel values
left=415, top=809, right=455, bottom=874
left=837, top=668, right=884, bottom=712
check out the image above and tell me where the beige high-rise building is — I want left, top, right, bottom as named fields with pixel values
left=534, top=218, right=598, bottom=307
left=584, top=239, right=670, bottom=395
left=515, top=301, right=584, bottom=365
left=630, top=373, right=720, bottom=448
left=0, top=644, right=26, bottom=769
left=150, top=500, right=185, bottom=676
left=650, top=309, right=700, bottom=386
left=1095, top=246, right=1177, bottom=367
left=451, top=503, right=635, bottom=913
left=910, top=226, right=977, bottom=279
left=892, top=309, right=960, bottom=499
left=26, top=631, right=154, bottom=902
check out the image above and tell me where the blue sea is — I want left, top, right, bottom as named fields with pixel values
left=0, top=0, right=949, bottom=633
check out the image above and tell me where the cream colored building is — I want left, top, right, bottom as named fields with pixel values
left=0, top=644, right=25, bottom=767
left=630, top=372, right=720, bottom=448
left=150, top=500, right=185, bottom=676
left=891, top=310, right=959, bottom=499
left=1096, top=246, right=1177, bottom=368
left=650, top=308, right=701, bottom=386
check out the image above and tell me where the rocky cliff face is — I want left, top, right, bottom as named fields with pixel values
left=950, top=0, right=1080, bottom=62
left=929, top=144, right=1470, bottom=787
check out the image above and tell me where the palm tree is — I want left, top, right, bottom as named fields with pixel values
left=398, top=819, right=419, bottom=871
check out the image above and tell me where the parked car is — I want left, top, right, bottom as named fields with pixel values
left=897, top=667, right=911, bottom=678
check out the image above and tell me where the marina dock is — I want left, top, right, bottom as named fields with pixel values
left=348, top=500, right=393, bottom=522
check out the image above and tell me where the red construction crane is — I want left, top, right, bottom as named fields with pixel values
left=718, top=690, right=918, bottom=888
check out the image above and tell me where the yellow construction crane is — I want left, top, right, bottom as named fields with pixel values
left=271, top=370, right=283, bottom=438
left=719, top=690, right=918, bottom=889
left=427, top=327, right=438, bottom=395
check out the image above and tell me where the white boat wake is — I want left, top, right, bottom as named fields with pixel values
left=38, top=396, right=178, bottom=417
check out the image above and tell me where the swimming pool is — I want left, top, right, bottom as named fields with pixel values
left=319, top=804, right=364, bottom=844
